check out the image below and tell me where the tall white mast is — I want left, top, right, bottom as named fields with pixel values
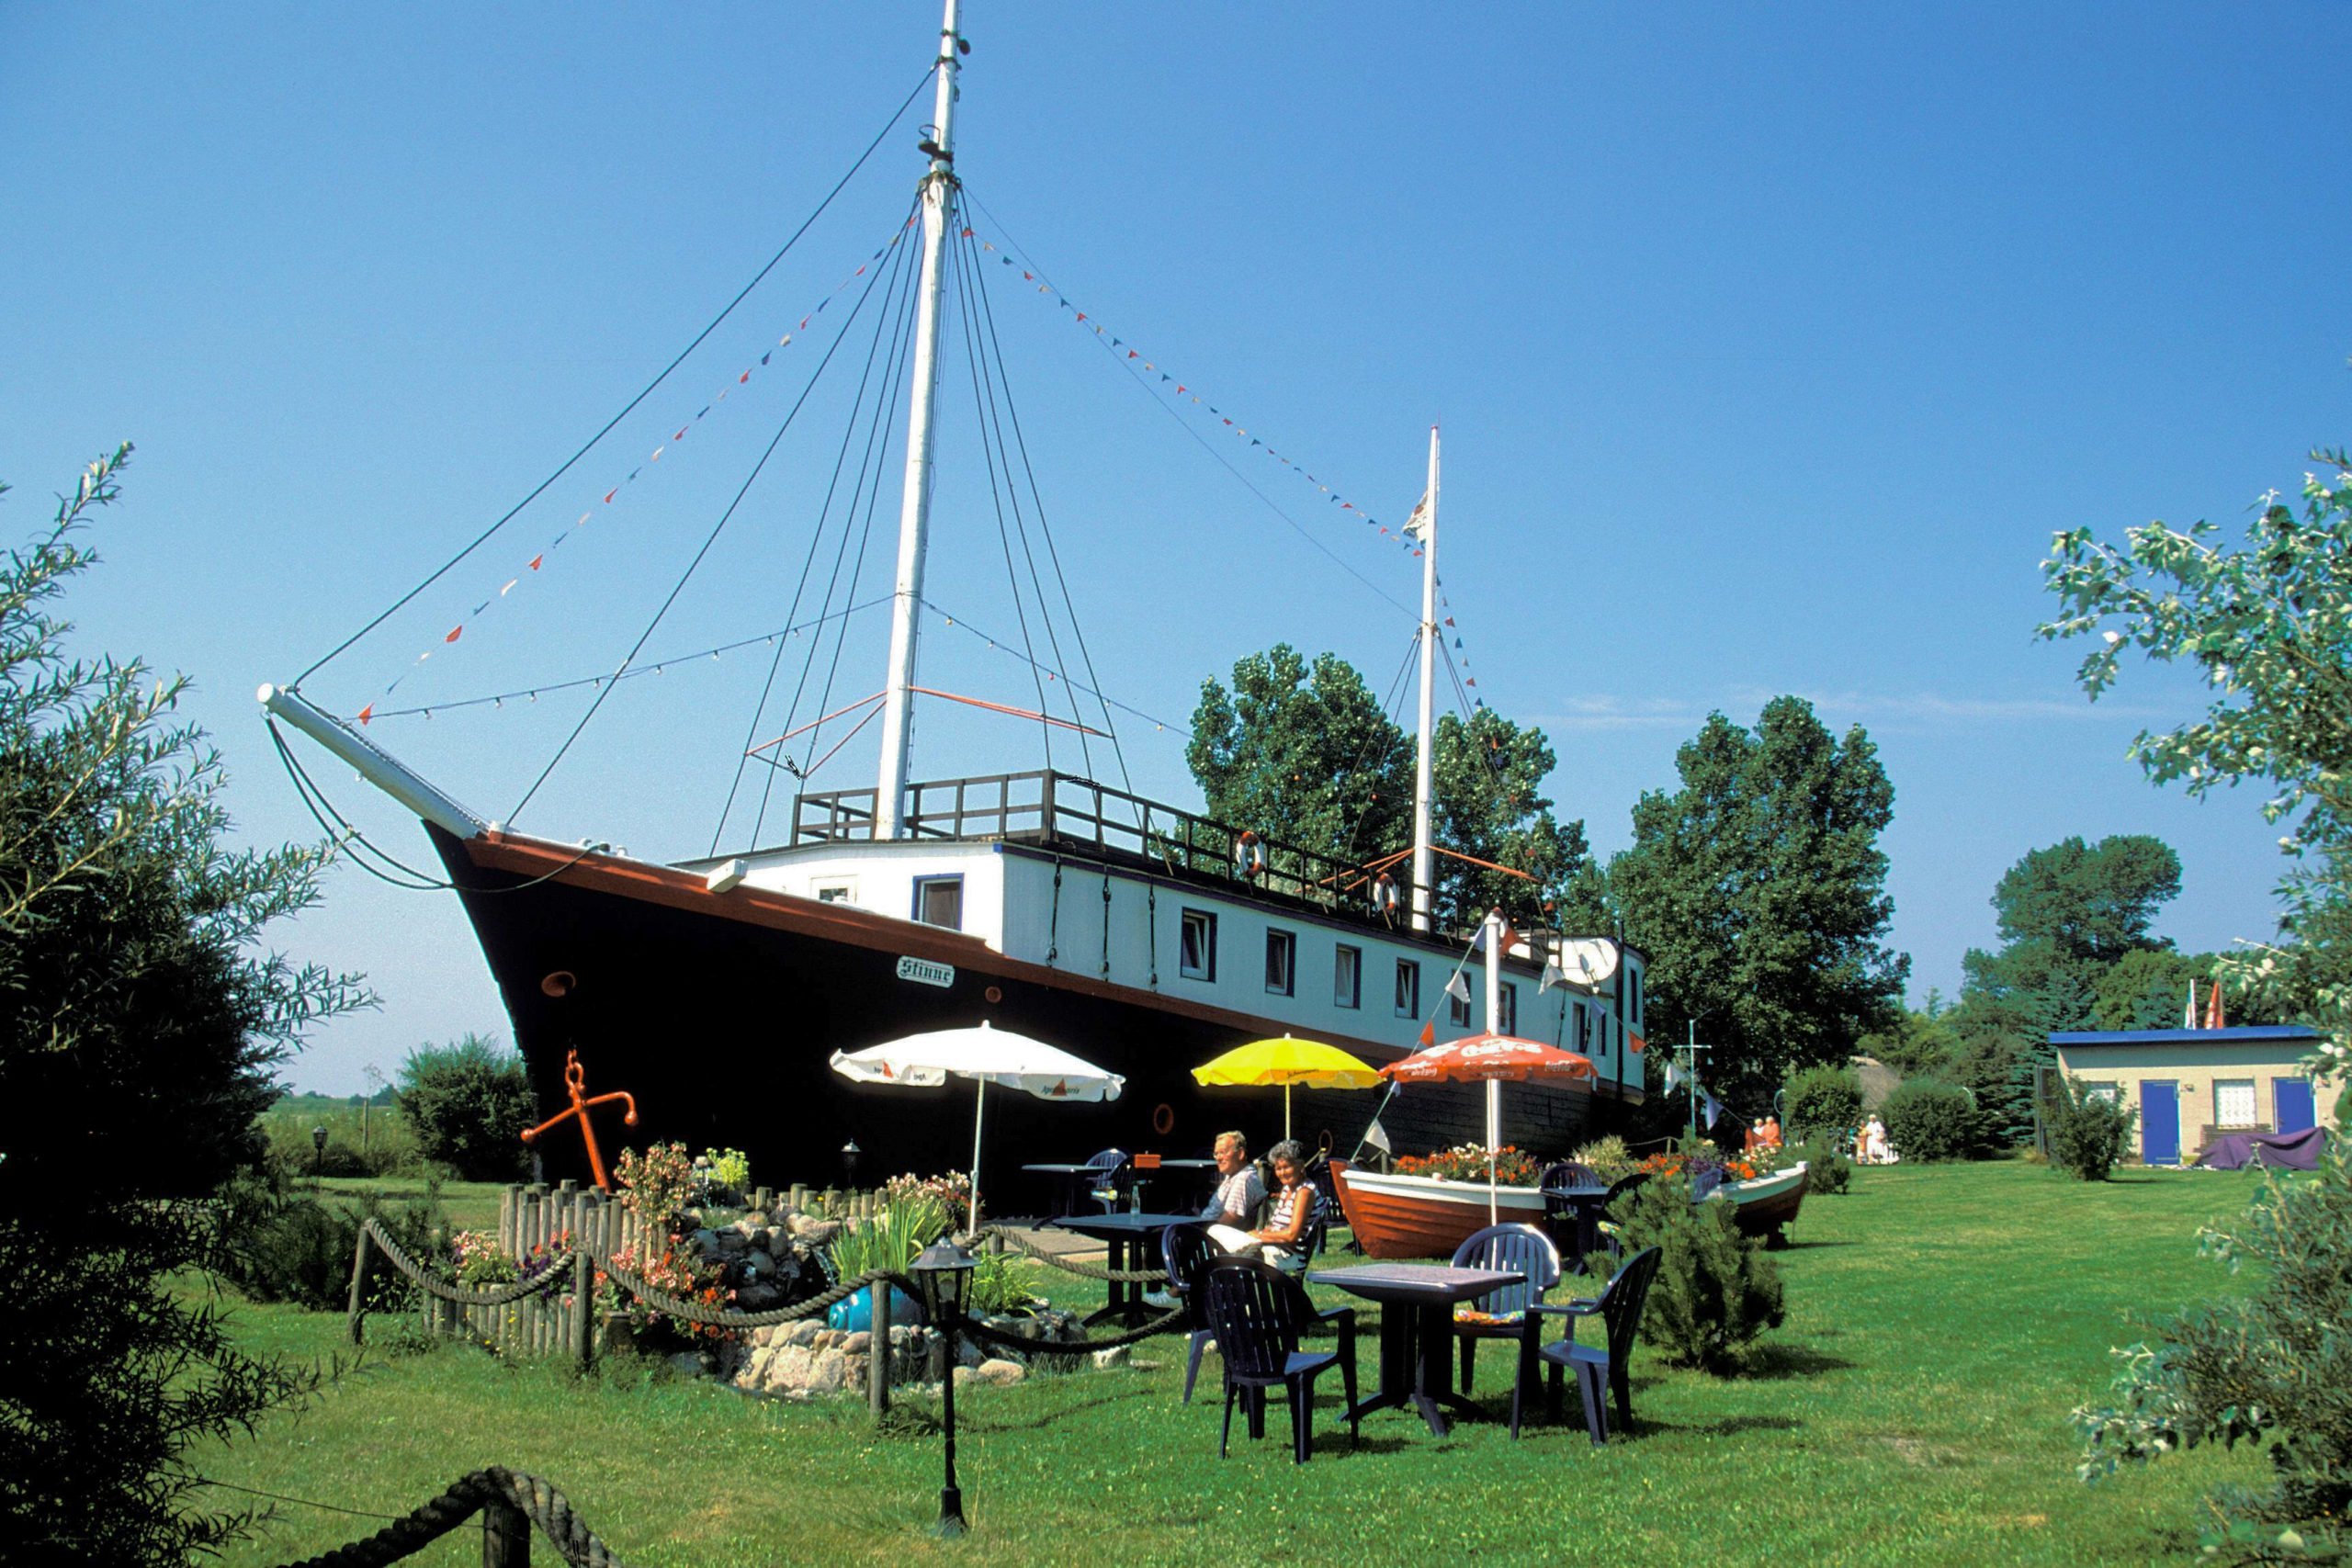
left=1409, top=425, right=1441, bottom=931
left=873, top=0, right=963, bottom=840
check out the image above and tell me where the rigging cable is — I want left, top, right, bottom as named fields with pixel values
left=508, top=188, right=928, bottom=824
left=296, top=65, right=943, bottom=688
left=945, top=209, right=1060, bottom=771
left=964, top=188, right=1414, bottom=622
left=707, top=190, right=929, bottom=851
left=957, top=218, right=1129, bottom=794
left=786, top=205, right=932, bottom=793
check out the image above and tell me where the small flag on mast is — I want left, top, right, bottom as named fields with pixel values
left=1444, top=970, right=1472, bottom=1005
left=1402, top=490, right=1431, bottom=542
left=2204, top=978, right=2225, bottom=1031
left=2185, top=980, right=2199, bottom=1030
left=1363, top=1118, right=1392, bottom=1156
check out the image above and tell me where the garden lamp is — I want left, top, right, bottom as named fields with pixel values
left=911, top=1237, right=978, bottom=1537
left=842, top=1140, right=861, bottom=1190
left=311, top=1124, right=327, bottom=1179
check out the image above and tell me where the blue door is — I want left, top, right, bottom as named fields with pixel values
left=2276, top=1078, right=2317, bottom=1134
left=2142, top=1081, right=2179, bottom=1165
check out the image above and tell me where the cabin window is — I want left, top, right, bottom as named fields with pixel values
left=2215, top=1078, right=2257, bottom=1128
left=1498, top=982, right=1518, bottom=1036
left=2084, top=1082, right=2119, bottom=1104
left=1334, top=945, right=1362, bottom=1010
left=1180, top=908, right=1217, bottom=982
left=815, top=880, right=854, bottom=905
left=1394, top=959, right=1419, bottom=1019
left=911, top=874, right=963, bottom=931
left=1264, top=929, right=1295, bottom=997
left=1449, top=986, right=1473, bottom=1029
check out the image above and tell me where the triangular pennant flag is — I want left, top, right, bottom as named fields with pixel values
left=1363, top=1118, right=1392, bottom=1155
left=1627, top=1032, right=1645, bottom=1055
left=1444, top=616, right=1456, bottom=626
left=1663, top=1060, right=1683, bottom=1094
left=356, top=704, right=374, bottom=726
left=1402, top=490, right=1431, bottom=541
left=1418, top=1020, right=1436, bottom=1047
left=2205, top=979, right=2225, bottom=1030
left=1702, top=1091, right=1724, bottom=1129
left=1540, top=960, right=1566, bottom=992
left=444, top=626, right=462, bottom=644
left=1444, top=970, right=1472, bottom=1004
left=529, top=554, right=544, bottom=570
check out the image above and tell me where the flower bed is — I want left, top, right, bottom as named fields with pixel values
left=1394, top=1143, right=1542, bottom=1185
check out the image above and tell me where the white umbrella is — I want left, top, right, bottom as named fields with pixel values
left=828, top=1021, right=1124, bottom=1227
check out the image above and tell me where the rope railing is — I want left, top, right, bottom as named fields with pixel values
left=269, top=1466, right=635, bottom=1568
left=972, top=1224, right=1170, bottom=1284
left=361, top=1218, right=577, bottom=1309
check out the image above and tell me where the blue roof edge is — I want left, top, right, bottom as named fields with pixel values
left=2051, top=1025, right=2322, bottom=1045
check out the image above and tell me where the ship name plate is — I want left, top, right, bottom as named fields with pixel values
left=896, top=955, right=956, bottom=988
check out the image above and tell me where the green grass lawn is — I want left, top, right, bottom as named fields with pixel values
left=196, top=1160, right=2278, bottom=1566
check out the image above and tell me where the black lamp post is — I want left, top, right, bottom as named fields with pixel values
left=311, top=1124, right=328, bottom=1183
left=842, top=1140, right=861, bottom=1190
left=911, top=1237, right=978, bottom=1538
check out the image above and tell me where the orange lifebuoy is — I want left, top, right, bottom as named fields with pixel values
left=1234, top=830, right=1267, bottom=878
left=1370, top=873, right=1400, bottom=917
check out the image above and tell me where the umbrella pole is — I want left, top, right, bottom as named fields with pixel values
left=1487, top=1078, right=1499, bottom=1225
left=968, top=1078, right=986, bottom=1235
left=1284, top=1083, right=1293, bottom=1141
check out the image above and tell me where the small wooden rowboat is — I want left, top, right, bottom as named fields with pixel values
left=1329, top=1159, right=1808, bottom=1259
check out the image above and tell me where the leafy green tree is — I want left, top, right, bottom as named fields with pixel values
left=1187, top=643, right=1412, bottom=869
left=1429, top=706, right=1597, bottom=931
left=1609, top=696, right=1908, bottom=1100
left=2042, top=454, right=2352, bottom=1081
left=0, top=447, right=365, bottom=1565
left=1856, top=1000, right=1963, bottom=1076
left=397, top=1032, right=535, bottom=1180
left=1947, top=835, right=2188, bottom=1146
left=1187, top=643, right=1598, bottom=931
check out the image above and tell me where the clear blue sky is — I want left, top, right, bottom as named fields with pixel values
left=6, top=3, right=2346, bottom=1092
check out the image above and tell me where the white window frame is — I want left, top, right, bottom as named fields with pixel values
left=1179, top=908, right=1217, bottom=982
left=1334, top=944, right=1362, bottom=1010
left=1394, top=959, right=1419, bottom=1019
left=1264, top=928, right=1296, bottom=997
left=911, top=874, right=964, bottom=931
left=2214, top=1077, right=2258, bottom=1129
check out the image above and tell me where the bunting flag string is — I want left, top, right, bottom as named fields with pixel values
left=353, top=219, right=922, bottom=726
left=958, top=221, right=1433, bottom=563
left=352, top=595, right=895, bottom=725
left=919, top=596, right=1182, bottom=735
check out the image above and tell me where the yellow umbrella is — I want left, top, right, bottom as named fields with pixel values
left=1192, top=1036, right=1384, bottom=1139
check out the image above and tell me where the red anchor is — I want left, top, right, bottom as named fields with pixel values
left=520, top=1049, right=639, bottom=1192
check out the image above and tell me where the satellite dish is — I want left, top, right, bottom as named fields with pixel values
left=1556, top=938, right=1620, bottom=987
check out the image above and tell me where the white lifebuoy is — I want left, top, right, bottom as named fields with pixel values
left=1370, top=872, right=1400, bottom=917
left=1233, top=830, right=1267, bottom=878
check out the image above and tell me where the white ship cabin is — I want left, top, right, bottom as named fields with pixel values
left=682, top=771, right=1647, bottom=1097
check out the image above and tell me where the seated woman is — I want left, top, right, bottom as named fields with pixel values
left=1206, top=1138, right=1317, bottom=1271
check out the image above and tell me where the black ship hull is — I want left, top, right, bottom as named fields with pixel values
left=430, top=824, right=1623, bottom=1212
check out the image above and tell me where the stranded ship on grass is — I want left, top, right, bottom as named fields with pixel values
left=260, top=1, right=1649, bottom=1201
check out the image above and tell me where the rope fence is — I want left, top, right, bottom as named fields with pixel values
left=268, top=1466, right=634, bottom=1568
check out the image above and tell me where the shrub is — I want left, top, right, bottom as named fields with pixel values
left=220, top=1181, right=440, bottom=1314
left=1883, top=1077, right=1975, bottom=1162
left=2044, top=1077, right=2137, bottom=1181
left=1571, top=1134, right=1636, bottom=1180
left=1782, top=1064, right=1863, bottom=1142
left=1795, top=1136, right=1852, bottom=1194
left=397, top=1034, right=535, bottom=1180
left=1609, top=1167, right=1786, bottom=1371
left=2075, top=1139, right=2352, bottom=1553
left=616, top=1142, right=699, bottom=1235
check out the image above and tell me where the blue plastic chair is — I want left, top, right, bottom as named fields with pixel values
left=1511, top=1246, right=1664, bottom=1443
left=1159, top=1221, right=1220, bottom=1404
left=1202, top=1256, right=1360, bottom=1463
left=1448, top=1223, right=1562, bottom=1395
left=1083, top=1147, right=1128, bottom=1213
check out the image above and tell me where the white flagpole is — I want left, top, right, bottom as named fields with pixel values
left=967, top=1077, right=986, bottom=1233
left=1409, top=425, right=1440, bottom=932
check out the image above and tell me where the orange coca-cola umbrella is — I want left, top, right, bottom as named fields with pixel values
left=1380, top=1033, right=1596, bottom=1223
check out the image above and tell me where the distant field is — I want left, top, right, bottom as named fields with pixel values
left=191, top=1160, right=2283, bottom=1566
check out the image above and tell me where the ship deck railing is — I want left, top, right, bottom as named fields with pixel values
left=791, top=770, right=1418, bottom=925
